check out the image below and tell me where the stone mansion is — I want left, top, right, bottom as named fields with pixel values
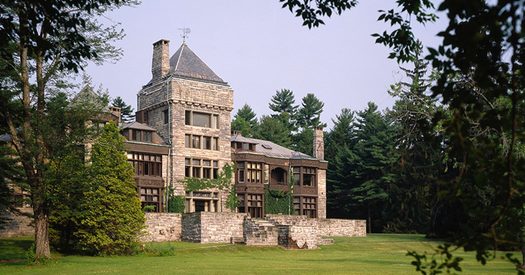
left=123, top=39, right=328, bottom=219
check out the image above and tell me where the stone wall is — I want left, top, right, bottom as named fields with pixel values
left=141, top=213, right=182, bottom=242
left=318, top=218, right=366, bottom=237
left=278, top=225, right=320, bottom=249
left=267, top=214, right=366, bottom=237
left=0, top=208, right=33, bottom=238
left=243, top=218, right=277, bottom=246
left=200, top=212, right=245, bottom=243
left=182, top=212, right=246, bottom=243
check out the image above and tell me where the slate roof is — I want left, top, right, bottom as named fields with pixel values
left=121, top=122, right=157, bottom=131
left=231, top=135, right=317, bottom=160
left=169, top=43, right=226, bottom=84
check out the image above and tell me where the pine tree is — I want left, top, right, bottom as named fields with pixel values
left=112, top=96, right=135, bottom=122
left=232, top=104, right=257, bottom=137
left=296, top=93, right=326, bottom=129
left=255, top=116, right=292, bottom=148
left=269, top=89, right=298, bottom=133
left=269, top=89, right=298, bottom=115
left=350, top=102, right=396, bottom=233
left=325, top=108, right=355, bottom=218
left=383, top=57, right=441, bottom=233
left=76, top=123, right=144, bottom=255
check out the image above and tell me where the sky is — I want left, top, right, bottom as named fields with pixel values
left=86, top=1, right=445, bottom=129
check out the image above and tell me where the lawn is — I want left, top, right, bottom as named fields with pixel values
left=0, top=234, right=516, bottom=274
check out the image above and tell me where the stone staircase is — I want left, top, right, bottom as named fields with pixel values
left=243, top=217, right=278, bottom=246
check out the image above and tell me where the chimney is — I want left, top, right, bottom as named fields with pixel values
left=151, top=39, right=170, bottom=80
left=313, top=127, right=324, bottom=160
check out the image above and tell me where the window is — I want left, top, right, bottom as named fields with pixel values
left=237, top=162, right=245, bottom=182
left=193, top=112, right=211, bottom=127
left=132, top=129, right=139, bottom=141
left=203, top=160, right=212, bottom=179
left=203, top=136, right=212, bottom=150
left=303, top=167, right=316, bottom=186
left=185, top=158, right=191, bottom=177
left=213, top=137, right=219, bottom=150
left=246, top=162, right=263, bottom=183
left=185, top=110, right=191, bottom=125
left=302, top=197, right=317, bottom=218
left=192, top=135, right=201, bottom=149
left=184, top=110, right=219, bottom=129
left=140, top=187, right=161, bottom=212
left=292, top=167, right=300, bottom=186
left=128, top=153, right=162, bottom=177
left=163, top=109, right=169, bottom=124
left=144, top=131, right=152, bottom=142
left=185, top=158, right=219, bottom=179
left=185, top=134, right=191, bottom=148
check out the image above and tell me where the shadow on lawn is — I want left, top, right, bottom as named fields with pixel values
left=0, top=237, right=33, bottom=265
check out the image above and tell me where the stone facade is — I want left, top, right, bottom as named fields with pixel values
left=138, top=40, right=234, bottom=212
left=243, top=218, right=278, bottom=246
left=141, top=213, right=182, bottom=242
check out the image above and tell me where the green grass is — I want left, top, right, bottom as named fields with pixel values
left=0, top=234, right=516, bottom=274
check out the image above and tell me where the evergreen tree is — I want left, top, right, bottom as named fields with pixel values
left=296, top=93, right=326, bottom=129
left=111, top=96, right=134, bottom=122
left=269, top=89, right=298, bottom=115
left=269, top=89, right=298, bottom=133
left=325, top=108, right=355, bottom=218
left=232, top=104, right=257, bottom=137
left=76, top=123, right=144, bottom=255
left=384, top=57, right=441, bottom=233
left=255, top=116, right=292, bottom=148
left=351, top=102, right=396, bottom=233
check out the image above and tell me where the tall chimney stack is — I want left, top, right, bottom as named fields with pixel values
left=313, top=127, right=324, bottom=160
left=151, top=39, right=170, bottom=80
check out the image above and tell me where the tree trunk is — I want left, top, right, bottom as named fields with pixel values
left=34, top=206, right=51, bottom=259
left=367, top=206, right=372, bottom=233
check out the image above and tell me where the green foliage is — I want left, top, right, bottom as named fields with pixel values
left=167, top=191, right=185, bottom=214
left=269, top=89, right=299, bottom=135
left=255, top=116, right=292, bottom=148
left=0, top=0, right=137, bottom=260
left=232, top=104, right=257, bottom=137
left=226, top=186, right=239, bottom=211
left=407, top=244, right=464, bottom=275
left=296, top=93, right=326, bottom=129
left=264, top=188, right=292, bottom=215
left=184, top=163, right=235, bottom=192
left=112, top=96, right=135, bottom=122
left=75, top=123, right=144, bottom=255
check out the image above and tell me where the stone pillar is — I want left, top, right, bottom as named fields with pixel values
left=313, top=127, right=324, bottom=160
left=317, top=169, right=326, bottom=218
left=152, top=39, right=170, bottom=81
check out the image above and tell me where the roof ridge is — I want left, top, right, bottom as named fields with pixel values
left=173, top=43, right=184, bottom=71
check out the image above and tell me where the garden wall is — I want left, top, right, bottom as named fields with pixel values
left=182, top=212, right=247, bottom=243
left=266, top=214, right=366, bottom=237
left=141, top=213, right=182, bottom=242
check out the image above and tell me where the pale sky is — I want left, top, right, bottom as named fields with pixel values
left=86, top=1, right=445, bottom=129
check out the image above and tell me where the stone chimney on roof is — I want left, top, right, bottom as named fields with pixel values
left=313, top=127, right=324, bottom=160
left=151, top=39, right=170, bottom=81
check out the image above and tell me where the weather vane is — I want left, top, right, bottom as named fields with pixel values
left=179, top=27, right=191, bottom=43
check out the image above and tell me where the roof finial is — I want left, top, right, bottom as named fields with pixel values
left=179, top=27, right=191, bottom=43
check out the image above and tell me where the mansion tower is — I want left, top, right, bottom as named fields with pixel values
left=134, top=39, right=327, bottom=218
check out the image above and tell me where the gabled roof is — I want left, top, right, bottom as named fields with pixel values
left=121, top=122, right=157, bottom=131
left=231, top=135, right=317, bottom=160
left=169, top=43, right=226, bottom=84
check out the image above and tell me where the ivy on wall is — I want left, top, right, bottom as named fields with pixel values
left=182, top=163, right=238, bottom=210
left=264, top=188, right=292, bottom=215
